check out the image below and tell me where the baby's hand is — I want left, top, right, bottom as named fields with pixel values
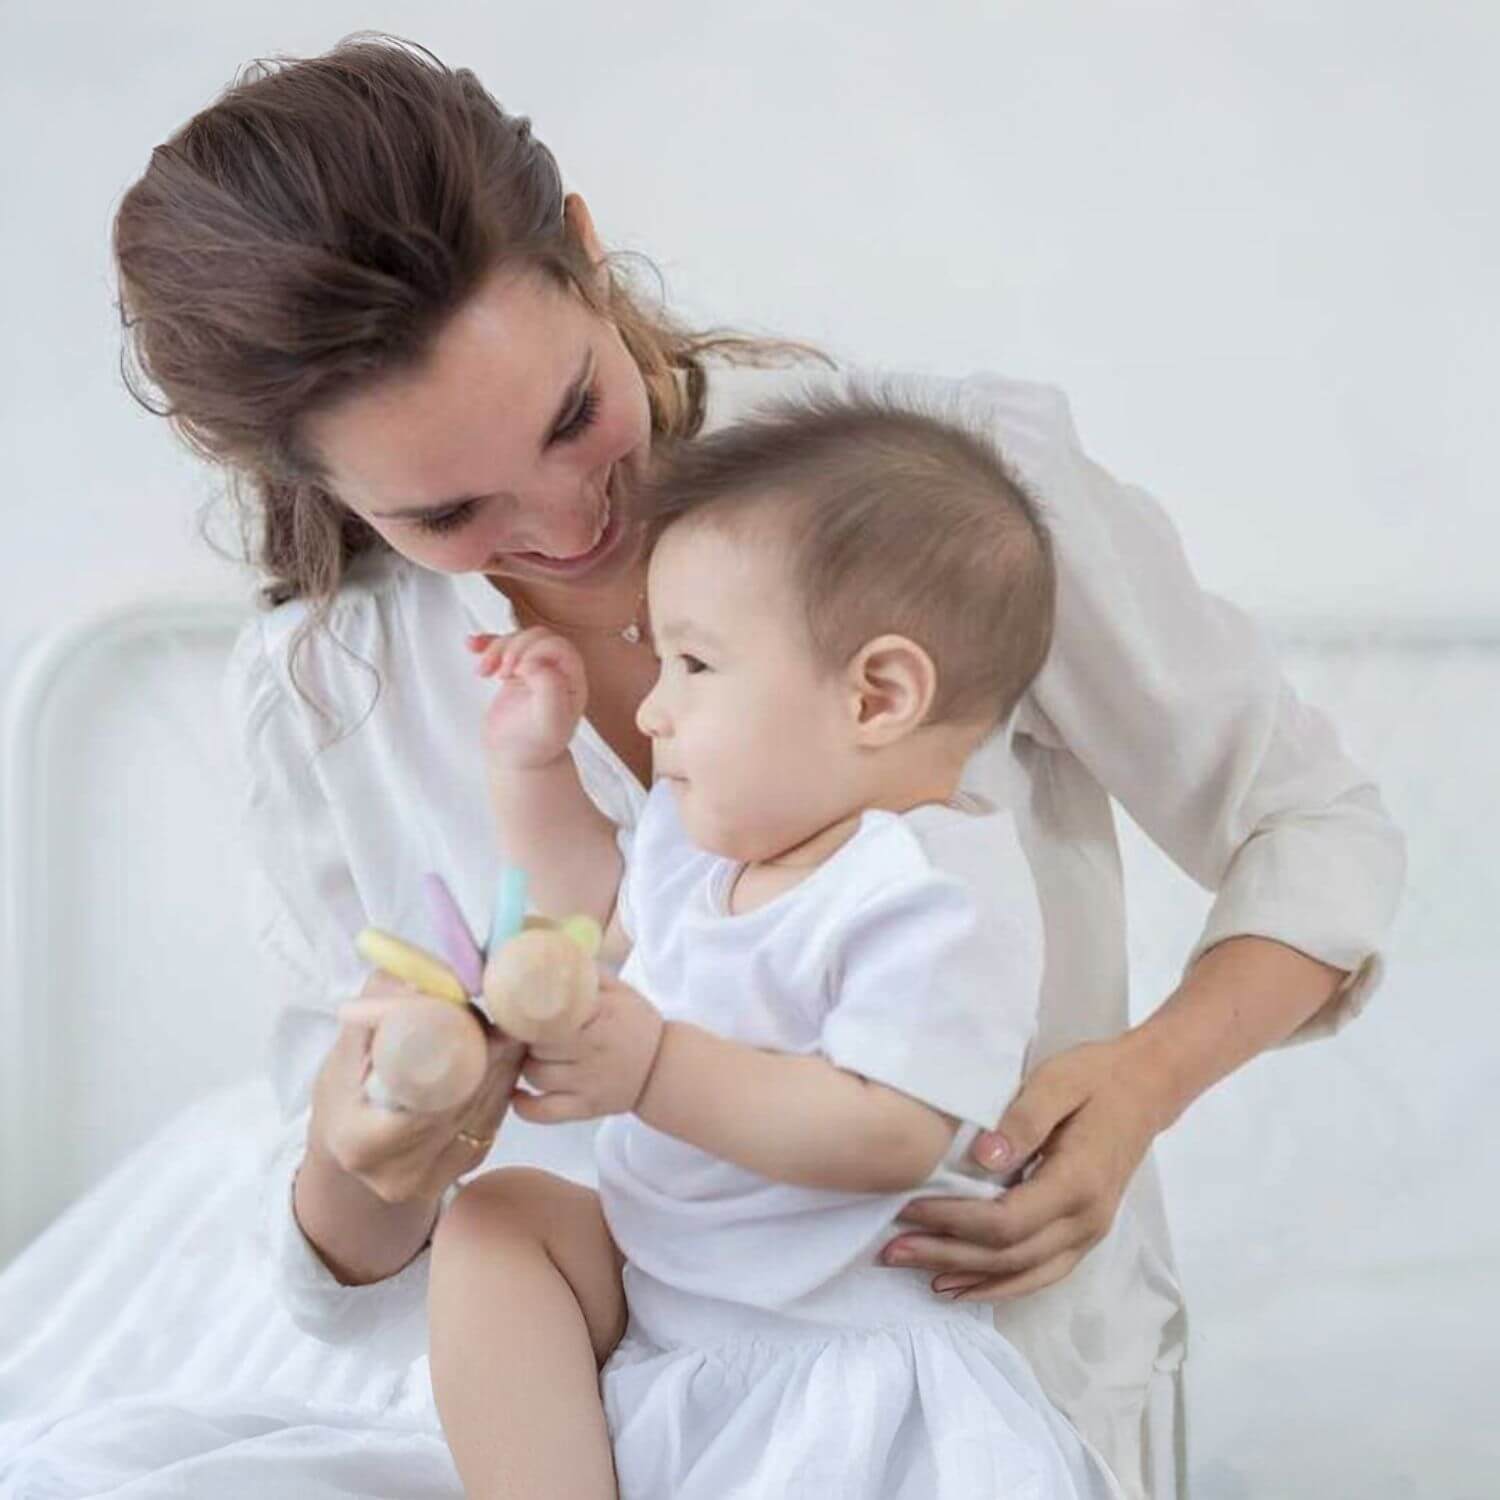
left=508, top=972, right=666, bottom=1124
left=469, top=628, right=589, bottom=769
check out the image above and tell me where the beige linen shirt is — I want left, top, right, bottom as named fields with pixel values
left=226, top=360, right=1405, bottom=1500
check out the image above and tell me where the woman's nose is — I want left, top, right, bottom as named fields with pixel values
left=528, top=500, right=603, bottom=557
left=515, top=469, right=610, bottom=555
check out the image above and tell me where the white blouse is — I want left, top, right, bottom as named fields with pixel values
left=223, top=360, right=1405, bottom=1500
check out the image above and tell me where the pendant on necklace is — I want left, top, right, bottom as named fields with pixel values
left=621, top=622, right=642, bottom=645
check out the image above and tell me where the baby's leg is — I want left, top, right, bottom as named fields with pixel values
left=430, top=1165, right=627, bottom=1500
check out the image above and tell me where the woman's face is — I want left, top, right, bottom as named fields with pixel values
left=303, top=266, right=654, bottom=596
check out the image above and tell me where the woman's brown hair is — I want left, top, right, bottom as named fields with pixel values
left=112, top=32, right=826, bottom=712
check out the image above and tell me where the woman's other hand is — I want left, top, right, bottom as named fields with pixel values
left=310, top=971, right=528, bottom=1207
left=469, top=627, right=588, bottom=769
left=879, top=1031, right=1171, bottom=1300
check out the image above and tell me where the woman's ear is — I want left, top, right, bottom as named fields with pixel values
left=563, top=193, right=609, bottom=282
left=846, top=635, right=938, bottom=747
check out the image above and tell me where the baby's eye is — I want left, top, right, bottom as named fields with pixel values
left=680, top=655, right=708, bottom=675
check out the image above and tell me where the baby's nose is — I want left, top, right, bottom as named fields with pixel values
left=635, top=684, right=668, bottom=739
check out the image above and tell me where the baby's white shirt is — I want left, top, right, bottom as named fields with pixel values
left=595, top=778, right=1042, bottom=1310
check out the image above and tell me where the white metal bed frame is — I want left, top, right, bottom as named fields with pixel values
left=2, top=599, right=248, bottom=1262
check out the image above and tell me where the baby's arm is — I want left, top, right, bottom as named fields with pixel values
left=471, top=629, right=629, bottom=965
left=489, top=749, right=630, bottom=966
left=638, top=1025, right=957, bottom=1193
left=637, top=862, right=1037, bottom=1194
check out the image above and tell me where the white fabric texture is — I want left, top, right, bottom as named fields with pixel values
left=601, top=779, right=1042, bottom=1308
left=605, top=1262, right=1122, bottom=1500
left=0, top=359, right=1405, bottom=1500
left=0, top=1082, right=459, bottom=1500
left=594, top=778, right=1123, bottom=1497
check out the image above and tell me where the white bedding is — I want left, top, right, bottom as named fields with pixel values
left=0, top=1081, right=457, bottom=1498
left=2, top=611, right=1497, bottom=1498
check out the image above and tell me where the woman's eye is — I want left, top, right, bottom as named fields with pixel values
left=415, top=501, right=478, bottom=535
left=554, top=388, right=601, bottom=445
left=411, top=390, right=598, bottom=536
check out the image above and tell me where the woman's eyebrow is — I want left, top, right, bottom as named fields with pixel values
left=369, top=352, right=592, bottom=519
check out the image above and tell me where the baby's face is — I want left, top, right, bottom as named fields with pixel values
left=637, top=520, right=857, bottom=863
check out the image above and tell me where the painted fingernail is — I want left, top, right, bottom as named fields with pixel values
left=978, top=1135, right=1011, bottom=1168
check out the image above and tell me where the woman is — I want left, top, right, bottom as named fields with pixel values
left=109, top=35, right=1403, bottom=1500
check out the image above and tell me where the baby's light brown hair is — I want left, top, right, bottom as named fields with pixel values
left=642, top=384, right=1056, bottom=735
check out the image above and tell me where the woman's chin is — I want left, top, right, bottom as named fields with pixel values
left=505, top=521, right=647, bottom=595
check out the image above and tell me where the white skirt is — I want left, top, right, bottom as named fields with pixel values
left=601, top=1261, right=1125, bottom=1500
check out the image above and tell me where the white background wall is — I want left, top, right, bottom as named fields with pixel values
left=1, top=0, right=1494, bottom=660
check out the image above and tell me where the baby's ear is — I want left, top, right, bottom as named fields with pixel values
left=847, top=634, right=937, bottom=747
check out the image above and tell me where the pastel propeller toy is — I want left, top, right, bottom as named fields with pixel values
left=355, top=869, right=603, bottom=1113
left=483, top=911, right=602, bottom=1044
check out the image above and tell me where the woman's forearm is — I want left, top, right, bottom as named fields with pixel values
left=636, top=1021, right=954, bottom=1193
left=292, top=1136, right=442, bottom=1286
left=1129, top=934, right=1348, bottom=1132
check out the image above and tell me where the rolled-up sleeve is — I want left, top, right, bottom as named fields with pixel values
left=223, top=613, right=434, bottom=1360
left=960, top=374, right=1407, bottom=1042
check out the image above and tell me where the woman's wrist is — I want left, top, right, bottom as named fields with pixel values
left=293, top=1135, right=444, bottom=1287
left=1124, top=934, right=1348, bottom=1133
left=1111, top=1020, right=1198, bottom=1138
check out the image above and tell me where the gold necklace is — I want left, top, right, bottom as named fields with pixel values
left=509, top=584, right=650, bottom=646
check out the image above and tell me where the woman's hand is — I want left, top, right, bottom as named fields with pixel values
left=310, top=972, right=528, bottom=1207
left=469, top=627, right=588, bottom=769
left=879, top=1031, right=1172, bottom=1301
left=509, top=972, right=665, bottom=1125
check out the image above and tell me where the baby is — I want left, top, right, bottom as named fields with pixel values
left=429, top=387, right=1124, bottom=1499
